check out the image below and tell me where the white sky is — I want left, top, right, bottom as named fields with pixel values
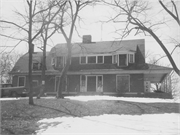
left=0, top=0, right=180, bottom=68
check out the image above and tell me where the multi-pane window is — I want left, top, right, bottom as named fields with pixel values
left=80, top=56, right=104, bottom=64
left=104, top=56, right=112, bottom=64
left=116, top=75, right=130, bottom=93
left=119, top=54, right=127, bottom=66
left=56, top=56, right=64, bottom=68
left=88, top=56, right=96, bottom=63
left=80, top=56, right=86, bottom=64
left=33, top=62, right=41, bottom=70
left=18, top=76, right=25, bottom=87
left=97, top=56, right=103, bottom=63
left=129, top=54, right=134, bottom=63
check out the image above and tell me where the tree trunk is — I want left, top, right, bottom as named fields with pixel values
left=37, top=39, right=47, bottom=99
left=28, top=0, right=34, bottom=105
left=57, top=42, right=72, bottom=98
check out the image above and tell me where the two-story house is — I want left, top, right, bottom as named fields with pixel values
left=9, top=35, right=173, bottom=97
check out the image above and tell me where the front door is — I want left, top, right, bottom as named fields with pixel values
left=116, top=75, right=130, bottom=93
left=87, top=76, right=96, bottom=92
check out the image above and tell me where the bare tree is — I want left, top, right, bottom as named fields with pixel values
left=0, top=0, right=64, bottom=104
left=0, top=52, right=22, bottom=84
left=36, top=1, right=66, bottom=98
left=53, top=0, right=97, bottom=98
left=103, top=0, right=180, bottom=76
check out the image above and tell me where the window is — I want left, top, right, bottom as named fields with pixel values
left=97, top=76, right=103, bottom=92
left=56, top=56, right=64, bottom=68
left=97, top=56, right=103, bottom=63
left=80, top=56, right=86, bottom=64
left=81, top=75, right=86, bottom=87
left=18, top=76, right=25, bottom=87
left=88, top=56, right=96, bottom=64
left=112, top=55, right=118, bottom=64
left=104, top=56, right=112, bottom=64
left=33, top=62, right=41, bottom=70
left=119, top=54, right=127, bottom=66
left=129, top=54, right=134, bottom=63
left=32, top=80, right=38, bottom=86
left=97, top=76, right=102, bottom=87
left=51, top=57, right=55, bottom=66
left=116, top=75, right=130, bottom=93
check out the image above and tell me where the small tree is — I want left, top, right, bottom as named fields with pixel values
left=0, top=52, right=22, bottom=84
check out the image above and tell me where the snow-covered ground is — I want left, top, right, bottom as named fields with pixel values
left=37, top=113, right=180, bottom=135
left=36, top=96, right=180, bottom=135
left=66, top=95, right=180, bottom=103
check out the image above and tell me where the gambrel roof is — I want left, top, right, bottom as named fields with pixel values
left=10, top=52, right=49, bottom=73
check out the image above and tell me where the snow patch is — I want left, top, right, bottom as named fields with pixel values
left=65, top=96, right=179, bottom=103
left=36, top=113, right=180, bottom=135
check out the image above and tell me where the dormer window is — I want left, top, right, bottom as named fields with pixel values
left=112, top=55, right=118, bottom=64
left=88, top=56, right=96, bottom=64
left=56, top=56, right=64, bottom=68
left=80, top=55, right=104, bottom=64
left=33, top=62, right=41, bottom=70
left=51, top=56, right=65, bottom=68
left=129, top=54, right=134, bottom=63
left=80, top=56, right=86, bottom=64
left=118, top=54, right=127, bottom=66
left=104, top=56, right=112, bottom=64
left=97, top=56, right=103, bottom=63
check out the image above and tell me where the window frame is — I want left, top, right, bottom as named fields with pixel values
left=97, top=56, right=104, bottom=64
left=118, top=54, right=128, bottom=67
left=116, top=75, right=130, bottom=92
left=51, top=57, right=56, bottom=66
left=80, top=55, right=105, bottom=64
left=80, top=56, right=87, bottom=64
left=17, top=76, right=26, bottom=87
left=112, top=55, right=118, bottom=64
left=32, top=62, right=40, bottom=70
left=129, top=54, right=135, bottom=63
left=55, top=56, right=65, bottom=68
left=87, top=56, right=96, bottom=64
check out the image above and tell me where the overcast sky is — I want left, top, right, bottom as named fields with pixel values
left=0, top=0, right=179, bottom=68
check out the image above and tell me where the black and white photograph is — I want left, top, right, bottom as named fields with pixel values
left=0, top=0, right=180, bottom=134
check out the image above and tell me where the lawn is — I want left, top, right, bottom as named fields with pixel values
left=0, top=96, right=180, bottom=135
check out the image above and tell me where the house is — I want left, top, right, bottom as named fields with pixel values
left=9, top=36, right=173, bottom=98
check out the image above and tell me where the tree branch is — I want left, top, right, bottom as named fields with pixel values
left=0, top=20, right=28, bottom=32
left=171, top=0, right=180, bottom=26
left=0, top=33, right=27, bottom=42
left=159, top=0, right=180, bottom=26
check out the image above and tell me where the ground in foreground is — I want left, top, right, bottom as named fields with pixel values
left=1, top=96, right=180, bottom=135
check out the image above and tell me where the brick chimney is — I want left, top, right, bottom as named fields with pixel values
left=82, top=35, right=92, bottom=43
